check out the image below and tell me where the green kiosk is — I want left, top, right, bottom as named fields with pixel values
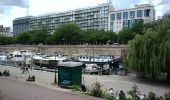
left=58, top=61, right=82, bottom=87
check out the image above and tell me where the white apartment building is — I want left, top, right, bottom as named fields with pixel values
left=108, top=4, right=155, bottom=33
left=0, top=25, right=12, bottom=37
left=30, top=3, right=114, bottom=34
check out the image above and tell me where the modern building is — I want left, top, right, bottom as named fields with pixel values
left=163, top=10, right=170, bottom=18
left=109, top=4, right=155, bottom=32
left=0, top=25, right=12, bottom=37
left=13, top=3, right=155, bottom=35
left=13, top=16, right=32, bottom=36
left=29, top=3, right=114, bottom=34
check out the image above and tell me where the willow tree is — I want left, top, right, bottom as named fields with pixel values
left=127, top=17, right=170, bottom=82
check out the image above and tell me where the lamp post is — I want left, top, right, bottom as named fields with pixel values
left=54, top=52, right=57, bottom=84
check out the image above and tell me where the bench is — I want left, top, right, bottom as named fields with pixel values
left=60, top=80, right=71, bottom=87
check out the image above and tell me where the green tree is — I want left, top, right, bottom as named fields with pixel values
left=53, top=23, right=81, bottom=44
left=0, top=36, right=13, bottom=45
left=30, top=30, right=50, bottom=44
left=14, top=32, right=32, bottom=44
left=131, top=20, right=144, bottom=35
left=44, top=35, right=55, bottom=45
left=117, top=28, right=135, bottom=44
left=127, top=17, right=170, bottom=81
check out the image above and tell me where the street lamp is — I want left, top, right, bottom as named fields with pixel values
left=62, top=38, right=65, bottom=45
left=54, top=52, right=57, bottom=84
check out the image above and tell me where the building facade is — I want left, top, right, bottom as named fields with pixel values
left=109, top=4, right=155, bottom=32
left=163, top=10, right=170, bottom=18
left=13, top=16, right=32, bottom=36
left=13, top=3, right=155, bottom=35
left=0, top=25, right=12, bottom=37
left=29, top=3, right=114, bottom=34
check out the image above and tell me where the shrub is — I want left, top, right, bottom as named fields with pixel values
left=147, top=92, right=157, bottom=100
left=164, top=91, right=170, bottom=100
left=71, top=85, right=81, bottom=92
left=90, top=81, right=105, bottom=98
left=104, top=95, right=116, bottom=100
left=127, top=84, right=140, bottom=100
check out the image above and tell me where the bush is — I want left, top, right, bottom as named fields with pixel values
left=71, top=85, right=81, bottom=92
left=147, top=92, right=156, bottom=100
left=90, top=81, right=105, bottom=98
left=127, top=84, right=140, bottom=100
left=164, top=91, right=170, bottom=100
left=104, top=95, right=116, bottom=100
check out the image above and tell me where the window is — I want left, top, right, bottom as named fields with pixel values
left=130, top=11, right=135, bottom=18
left=110, top=22, right=113, bottom=29
left=123, top=20, right=129, bottom=28
left=137, top=10, right=143, bottom=17
left=123, top=12, right=128, bottom=19
left=116, top=13, right=122, bottom=20
left=111, top=14, right=115, bottom=20
left=144, top=9, right=150, bottom=17
left=129, top=19, right=136, bottom=27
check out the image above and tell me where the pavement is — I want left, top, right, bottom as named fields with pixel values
left=0, top=65, right=170, bottom=98
left=0, top=78, right=102, bottom=100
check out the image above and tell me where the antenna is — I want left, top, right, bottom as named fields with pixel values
left=150, top=0, right=151, bottom=5
left=26, top=0, right=29, bottom=16
left=107, top=0, right=112, bottom=4
left=148, top=0, right=152, bottom=5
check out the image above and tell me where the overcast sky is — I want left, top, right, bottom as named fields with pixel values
left=0, top=0, right=170, bottom=27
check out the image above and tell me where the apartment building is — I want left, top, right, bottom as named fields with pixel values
left=13, top=3, right=155, bottom=35
left=13, top=16, right=32, bottom=36
left=0, top=25, right=12, bottom=37
left=29, top=3, right=114, bottom=34
left=163, top=10, right=170, bottom=18
left=109, top=4, right=155, bottom=32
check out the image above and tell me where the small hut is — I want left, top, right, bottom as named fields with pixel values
left=58, top=61, right=82, bottom=87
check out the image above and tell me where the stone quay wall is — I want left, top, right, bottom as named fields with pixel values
left=0, top=45, right=127, bottom=58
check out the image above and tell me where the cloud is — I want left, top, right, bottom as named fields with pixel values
left=156, top=0, right=170, bottom=6
left=0, top=0, right=28, bottom=14
left=0, top=0, right=28, bottom=8
left=0, top=5, right=11, bottom=14
left=112, top=0, right=140, bottom=10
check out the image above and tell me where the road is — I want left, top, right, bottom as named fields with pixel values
left=0, top=78, right=100, bottom=100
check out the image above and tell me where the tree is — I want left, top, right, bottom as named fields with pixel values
left=30, top=30, right=50, bottom=44
left=53, top=23, right=81, bottom=44
left=117, top=28, right=135, bottom=44
left=0, top=36, right=13, bottom=45
left=127, top=17, right=170, bottom=81
left=14, top=32, right=32, bottom=44
left=131, top=20, right=144, bottom=35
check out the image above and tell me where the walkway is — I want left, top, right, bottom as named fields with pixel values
left=0, top=65, right=170, bottom=97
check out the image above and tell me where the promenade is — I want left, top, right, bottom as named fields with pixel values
left=0, top=65, right=170, bottom=98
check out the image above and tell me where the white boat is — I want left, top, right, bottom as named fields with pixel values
left=33, top=54, right=68, bottom=69
left=84, top=64, right=98, bottom=73
left=9, top=50, right=34, bottom=65
left=0, top=55, right=7, bottom=61
left=75, top=55, right=114, bottom=63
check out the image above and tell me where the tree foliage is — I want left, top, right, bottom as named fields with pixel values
left=53, top=23, right=81, bottom=44
left=127, top=17, right=170, bottom=81
left=0, top=21, right=148, bottom=45
left=0, top=36, right=13, bottom=45
left=117, top=28, right=135, bottom=44
left=14, top=32, right=32, bottom=44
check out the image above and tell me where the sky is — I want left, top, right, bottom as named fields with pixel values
left=0, top=0, right=170, bottom=28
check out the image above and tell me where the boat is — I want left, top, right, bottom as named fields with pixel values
left=75, top=55, right=114, bottom=63
left=8, top=50, right=34, bottom=66
left=0, top=54, right=7, bottom=65
left=33, top=54, right=68, bottom=69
